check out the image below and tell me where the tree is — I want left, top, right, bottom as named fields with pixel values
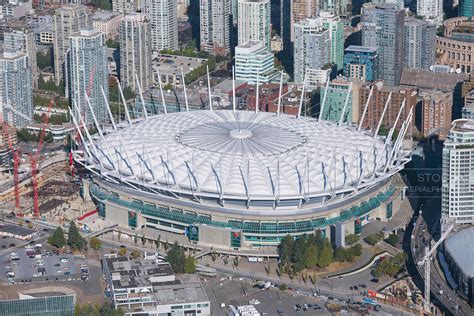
left=75, top=302, right=124, bottom=316
left=292, top=234, right=307, bottom=272
left=278, top=234, right=294, bottom=267
left=141, top=235, right=146, bottom=246
left=130, top=249, right=141, bottom=259
left=28, top=223, right=33, bottom=229
left=334, top=247, right=346, bottom=263
left=386, top=234, right=398, bottom=247
left=118, top=247, right=127, bottom=256
left=345, top=234, right=359, bottom=245
left=134, top=233, right=138, bottom=245
left=364, top=233, right=383, bottom=246
left=304, top=243, right=318, bottom=268
left=166, top=242, right=185, bottom=273
left=351, top=243, right=363, bottom=257
left=279, top=283, right=287, bottom=291
left=36, top=51, right=52, bottom=70
left=67, top=221, right=86, bottom=251
left=106, top=38, right=119, bottom=48
left=89, top=237, right=101, bottom=251
left=317, top=240, right=333, bottom=268
left=155, top=235, right=161, bottom=249
left=184, top=255, right=196, bottom=273
left=48, top=227, right=66, bottom=248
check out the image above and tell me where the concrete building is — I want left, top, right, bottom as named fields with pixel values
left=0, top=51, right=33, bottom=128
left=146, top=0, right=178, bottom=51
left=112, top=0, right=139, bottom=13
left=462, top=90, right=474, bottom=119
left=442, top=119, right=474, bottom=225
left=119, top=13, right=152, bottom=92
left=343, top=46, right=379, bottom=82
left=420, top=90, right=453, bottom=140
left=320, top=0, right=350, bottom=16
left=237, top=0, right=271, bottom=49
left=151, top=54, right=207, bottom=87
left=53, top=4, right=90, bottom=86
left=319, top=11, right=344, bottom=71
left=361, top=3, right=404, bottom=86
left=1, top=0, right=31, bottom=19
left=68, top=30, right=108, bottom=126
left=280, top=0, right=318, bottom=45
left=404, top=17, right=436, bottom=70
left=102, top=256, right=211, bottom=315
left=235, top=41, right=277, bottom=84
left=200, top=0, right=231, bottom=56
left=294, top=18, right=331, bottom=84
left=92, top=11, right=123, bottom=39
left=417, top=0, right=443, bottom=26
left=358, top=81, right=417, bottom=133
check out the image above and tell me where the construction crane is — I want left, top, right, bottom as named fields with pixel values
left=29, top=96, right=55, bottom=218
left=417, top=222, right=454, bottom=313
left=1, top=118, right=20, bottom=213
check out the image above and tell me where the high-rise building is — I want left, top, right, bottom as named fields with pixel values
left=320, top=79, right=354, bottom=123
left=113, top=0, right=139, bottom=13
left=361, top=4, right=404, bottom=86
left=119, top=13, right=152, bottom=92
left=146, top=0, right=178, bottom=51
left=53, top=4, right=90, bottom=86
left=294, top=18, right=331, bottom=84
left=442, top=119, right=474, bottom=225
left=3, top=24, right=38, bottom=89
left=404, top=17, right=436, bottom=70
left=0, top=51, right=33, bottom=128
left=200, top=0, right=231, bottom=56
left=319, top=11, right=344, bottom=71
left=320, top=0, right=350, bottom=16
left=344, top=46, right=379, bottom=82
left=68, top=30, right=108, bottom=125
left=235, top=41, right=277, bottom=84
left=417, top=0, right=443, bottom=25
left=462, top=90, right=474, bottom=119
left=420, top=89, right=452, bottom=140
left=459, top=0, right=474, bottom=18
left=237, top=0, right=271, bottom=49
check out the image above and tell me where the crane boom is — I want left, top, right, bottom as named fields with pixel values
left=418, top=224, right=454, bottom=265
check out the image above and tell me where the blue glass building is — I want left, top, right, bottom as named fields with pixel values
left=343, top=45, right=379, bottom=82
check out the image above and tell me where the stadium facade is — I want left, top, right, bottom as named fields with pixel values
left=76, top=108, right=412, bottom=250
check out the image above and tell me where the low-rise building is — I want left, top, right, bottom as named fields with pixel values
left=0, top=224, right=36, bottom=240
left=152, top=54, right=207, bottom=87
left=92, top=11, right=123, bottom=39
left=235, top=41, right=277, bottom=84
left=102, top=256, right=210, bottom=315
left=420, top=89, right=453, bottom=140
left=0, top=293, right=75, bottom=315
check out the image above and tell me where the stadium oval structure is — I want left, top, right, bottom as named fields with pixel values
left=82, top=110, right=412, bottom=250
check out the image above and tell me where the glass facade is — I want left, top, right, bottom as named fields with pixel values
left=386, top=201, right=393, bottom=219
left=0, top=295, right=75, bottom=316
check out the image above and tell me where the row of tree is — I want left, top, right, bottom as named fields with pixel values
left=47, top=222, right=87, bottom=251
left=38, top=75, right=65, bottom=96
left=184, top=58, right=217, bottom=84
left=16, top=128, right=54, bottom=143
left=372, top=253, right=407, bottom=277
left=166, top=241, right=196, bottom=274
left=75, top=302, right=124, bottom=316
left=33, top=113, right=69, bottom=125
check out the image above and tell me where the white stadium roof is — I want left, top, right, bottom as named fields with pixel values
left=84, top=110, right=405, bottom=203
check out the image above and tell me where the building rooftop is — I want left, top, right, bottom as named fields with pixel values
left=153, top=54, right=207, bottom=77
left=0, top=224, right=35, bottom=237
left=345, top=45, right=378, bottom=53
left=445, top=226, right=474, bottom=278
left=92, top=10, right=121, bottom=21
left=400, top=68, right=469, bottom=91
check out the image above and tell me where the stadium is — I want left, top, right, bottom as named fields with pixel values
left=80, top=109, right=412, bottom=250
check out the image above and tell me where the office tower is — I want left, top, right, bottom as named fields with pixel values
left=68, top=30, right=108, bottom=125
left=344, top=46, right=379, bottom=82
left=237, top=0, right=271, bottom=49
left=200, top=0, right=231, bottom=56
left=320, top=79, right=353, bottom=123
left=53, top=4, right=90, bottom=86
left=146, top=0, right=178, bottom=51
left=235, top=41, right=277, bottom=84
left=319, top=11, right=344, bottom=71
left=459, top=0, right=474, bottom=17
left=0, top=51, right=33, bottom=128
left=417, top=0, right=443, bottom=25
left=420, top=90, right=452, bottom=140
left=442, top=119, right=474, bottom=225
left=3, top=22, right=38, bottom=89
left=119, top=13, right=152, bottom=92
left=294, top=18, right=331, bottom=84
left=361, top=4, right=404, bottom=86
left=404, top=18, right=436, bottom=70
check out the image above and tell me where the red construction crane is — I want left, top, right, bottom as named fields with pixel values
left=29, top=96, right=55, bottom=218
left=1, top=118, right=20, bottom=213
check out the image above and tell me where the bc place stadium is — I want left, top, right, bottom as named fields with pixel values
left=74, top=100, right=412, bottom=250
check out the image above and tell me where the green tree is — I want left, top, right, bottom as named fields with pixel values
left=279, top=283, right=288, bottom=291
left=118, top=247, right=127, bottom=256
left=47, top=227, right=66, bottom=248
left=130, top=249, right=141, bottom=259
left=386, top=234, right=398, bottom=247
left=89, top=237, right=101, bottom=250
left=134, top=233, right=138, bottom=245
left=278, top=234, right=294, bottom=267
left=304, top=243, right=318, bottom=268
left=67, top=221, right=86, bottom=251
left=141, top=235, right=146, bottom=246
left=166, top=242, right=185, bottom=273
left=334, top=247, right=346, bottom=262
left=317, top=240, right=333, bottom=268
left=345, top=234, right=359, bottom=245
left=36, top=51, right=52, bottom=70
left=364, top=233, right=383, bottom=246
left=351, top=243, right=363, bottom=257
left=343, top=248, right=355, bottom=262
left=292, top=234, right=307, bottom=272
left=106, top=38, right=119, bottom=48
left=155, top=235, right=161, bottom=249
left=184, top=255, right=196, bottom=273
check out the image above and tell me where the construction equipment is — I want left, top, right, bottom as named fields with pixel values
left=29, top=96, right=55, bottom=218
left=417, top=222, right=454, bottom=313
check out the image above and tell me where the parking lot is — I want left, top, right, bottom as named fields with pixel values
left=1, top=246, right=89, bottom=284
left=0, top=236, right=24, bottom=250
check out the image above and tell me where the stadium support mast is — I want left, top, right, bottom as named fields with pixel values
left=358, top=86, right=374, bottom=131
left=70, top=102, right=96, bottom=158
left=374, top=92, right=392, bottom=137
left=255, top=73, right=260, bottom=114
left=277, top=71, right=283, bottom=116
left=135, top=75, right=148, bottom=119
left=385, top=106, right=413, bottom=171
left=207, top=65, right=213, bottom=111
left=180, top=66, right=189, bottom=112
left=85, top=93, right=105, bottom=139
left=297, top=75, right=306, bottom=118
left=232, top=66, right=236, bottom=113
left=386, top=98, right=406, bottom=147
left=156, top=69, right=167, bottom=114
left=339, top=82, right=353, bottom=125
left=100, top=85, right=117, bottom=131
left=318, top=78, right=330, bottom=121
left=116, top=78, right=132, bottom=124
